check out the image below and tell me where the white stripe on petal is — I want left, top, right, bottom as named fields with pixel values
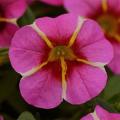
left=68, top=16, right=86, bottom=47
left=30, top=22, right=54, bottom=48
left=76, top=58, right=107, bottom=72
left=20, top=61, right=48, bottom=78
left=91, top=110, right=100, bottom=120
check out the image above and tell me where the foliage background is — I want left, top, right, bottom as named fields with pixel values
left=0, top=1, right=120, bottom=120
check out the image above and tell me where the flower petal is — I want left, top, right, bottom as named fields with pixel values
left=0, top=0, right=14, bottom=4
left=81, top=105, right=120, bottom=120
left=0, top=22, right=19, bottom=48
left=41, top=0, right=63, bottom=6
left=112, top=114, right=120, bottom=119
left=65, top=63, right=107, bottom=104
left=0, top=115, right=4, bottom=120
left=108, top=41, right=120, bottom=74
left=96, top=105, right=111, bottom=119
left=81, top=114, right=93, bottom=120
left=9, top=26, right=50, bottom=73
left=79, top=39, right=113, bottom=64
left=71, top=19, right=113, bottom=64
left=108, top=0, right=120, bottom=13
left=64, top=0, right=101, bottom=16
left=35, top=14, right=80, bottom=46
left=3, top=0, right=27, bottom=18
left=19, top=62, right=62, bottom=109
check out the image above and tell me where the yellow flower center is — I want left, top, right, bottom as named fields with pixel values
left=97, top=14, right=118, bottom=37
left=48, top=46, right=76, bottom=62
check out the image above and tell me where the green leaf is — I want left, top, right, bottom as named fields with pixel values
left=18, top=7, right=35, bottom=26
left=17, top=111, right=36, bottom=120
left=101, top=75, right=120, bottom=100
left=0, top=64, right=19, bottom=102
left=108, top=93, right=120, bottom=111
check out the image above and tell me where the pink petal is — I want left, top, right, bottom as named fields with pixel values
left=81, top=105, right=120, bottom=120
left=108, top=0, right=120, bottom=13
left=9, top=26, right=50, bottom=73
left=19, top=62, right=62, bottom=109
left=26, top=0, right=34, bottom=4
left=0, top=23, right=19, bottom=48
left=41, top=0, right=63, bottom=6
left=65, top=63, right=107, bottom=104
left=96, top=105, right=120, bottom=120
left=108, top=41, right=120, bottom=74
left=72, top=19, right=113, bottom=64
left=112, top=114, right=120, bottom=119
left=3, top=0, right=27, bottom=18
left=96, top=106, right=112, bottom=120
left=0, top=0, right=14, bottom=4
left=35, top=14, right=79, bottom=46
left=79, top=39, right=113, bottom=63
left=81, top=114, right=93, bottom=120
left=64, top=0, right=101, bottom=16
left=0, top=116, right=3, bottom=120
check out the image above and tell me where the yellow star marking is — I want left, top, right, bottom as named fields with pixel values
left=67, top=17, right=86, bottom=47
left=111, top=33, right=120, bottom=42
left=0, top=18, right=17, bottom=25
left=60, top=57, right=67, bottom=99
left=31, top=23, right=54, bottom=49
left=21, top=61, right=48, bottom=78
left=102, top=0, right=108, bottom=12
left=76, top=58, right=106, bottom=72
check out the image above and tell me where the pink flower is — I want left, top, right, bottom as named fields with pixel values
left=81, top=105, right=120, bottom=120
left=41, top=0, right=63, bottom=6
left=64, top=0, right=120, bottom=74
left=9, top=14, right=113, bottom=109
left=0, top=115, right=3, bottom=120
left=0, top=0, right=27, bottom=48
left=26, top=0, right=34, bottom=4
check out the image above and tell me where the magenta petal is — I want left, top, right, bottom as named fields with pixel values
left=112, top=114, right=120, bottom=119
left=73, top=19, right=104, bottom=48
left=20, top=64, right=62, bottom=109
left=96, top=106, right=112, bottom=120
left=0, top=23, right=19, bottom=48
left=4, top=0, right=27, bottom=18
left=35, top=14, right=78, bottom=45
left=72, top=19, right=113, bottom=64
left=0, top=116, right=3, bottom=120
left=9, top=26, right=50, bottom=73
left=26, top=0, right=34, bottom=4
left=41, top=0, right=63, bottom=6
left=81, top=105, right=120, bottom=120
left=108, top=42, right=120, bottom=74
left=96, top=105, right=120, bottom=120
left=81, top=114, right=93, bottom=120
left=0, top=0, right=14, bottom=4
left=108, top=0, right=120, bottom=13
left=64, top=0, right=101, bottom=16
left=65, top=64, right=107, bottom=104
left=79, top=39, right=113, bottom=63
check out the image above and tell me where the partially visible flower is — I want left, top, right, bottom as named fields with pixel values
left=0, top=115, right=3, bottom=120
left=26, top=0, right=34, bottom=4
left=41, top=0, right=63, bottom=6
left=64, top=0, right=120, bottom=74
left=81, top=105, right=120, bottom=120
left=9, top=14, right=113, bottom=109
left=0, top=0, right=27, bottom=48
